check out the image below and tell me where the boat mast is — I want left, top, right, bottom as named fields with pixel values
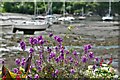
left=47, top=1, right=52, bottom=15
left=63, top=0, right=66, bottom=17
left=34, top=0, right=37, bottom=17
left=108, top=0, right=111, bottom=16
left=51, top=2, right=53, bottom=15
left=82, top=7, right=84, bottom=16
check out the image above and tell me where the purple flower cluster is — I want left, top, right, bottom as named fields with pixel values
left=95, top=57, right=99, bottom=62
left=13, top=68, right=18, bottom=73
left=55, top=46, right=58, bottom=51
left=38, top=35, right=43, bottom=40
left=66, top=50, right=69, bottom=54
left=52, top=69, right=59, bottom=77
left=20, top=41, right=26, bottom=50
left=72, top=50, right=77, bottom=56
left=68, top=56, right=74, bottom=63
left=38, top=39, right=45, bottom=45
left=16, top=33, right=101, bottom=78
left=54, top=36, right=63, bottom=43
left=81, top=56, right=87, bottom=63
left=47, top=47, right=52, bottom=53
left=36, top=60, right=42, bottom=66
left=49, top=33, right=53, bottom=37
left=59, top=53, right=64, bottom=60
left=1, top=60, right=5, bottom=64
left=29, top=37, right=37, bottom=45
left=34, top=74, right=39, bottom=79
left=70, top=69, right=75, bottom=74
left=84, top=44, right=92, bottom=53
left=29, top=36, right=45, bottom=45
left=15, top=58, right=21, bottom=66
left=29, top=48, right=34, bottom=54
left=37, top=66, right=42, bottom=72
left=88, top=52, right=94, bottom=59
left=49, top=52, right=56, bottom=59
left=55, top=57, right=60, bottom=63
left=21, top=57, right=26, bottom=66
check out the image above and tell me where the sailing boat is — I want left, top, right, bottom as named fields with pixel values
left=102, top=0, right=113, bottom=21
left=78, top=7, right=86, bottom=20
left=45, top=2, right=59, bottom=24
left=58, top=1, right=75, bottom=22
left=12, top=0, right=49, bottom=34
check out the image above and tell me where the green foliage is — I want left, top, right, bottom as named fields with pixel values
left=1, top=2, right=120, bottom=15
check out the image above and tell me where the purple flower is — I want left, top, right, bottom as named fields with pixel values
left=59, top=53, right=64, bottom=60
left=84, top=44, right=92, bottom=53
left=21, top=57, right=26, bottom=61
left=65, top=59, right=68, bottom=64
left=87, top=44, right=92, bottom=49
left=38, top=35, right=43, bottom=41
left=60, top=49, right=64, bottom=54
left=36, top=60, right=42, bottom=66
left=52, top=69, right=59, bottom=77
left=55, top=57, right=59, bottom=63
left=33, top=38, right=38, bottom=44
left=52, top=73, right=56, bottom=77
left=70, top=58, right=73, bottom=63
left=30, top=65, right=35, bottom=70
left=93, top=65, right=96, bottom=70
left=57, top=37, right=63, bottom=43
left=68, top=56, right=73, bottom=63
left=54, top=36, right=57, bottom=40
left=55, top=69, right=59, bottom=75
left=15, top=58, right=21, bottom=65
left=49, top=52, right=56, bottom=59
left=66, top=50, right=69, bottom=54
left=70, top=69, right=75, bottom=74
left=72, top=50, right=77, bottom=56
left=95, top=57, right=99, bottom=62
left=29, top=37, right=34, bottom=45
left=29, top=37, right=38, bottom=45
left=39, top=54, right=43, bottom=60
left=59, top=43, right=62, bottom=48
left=55, top=46, right=58, bottom=51
left=13, top=68, right=18, bottom=73
left=37, top=66, right=42, bottom=72
left=54, top=36, right=63, bottom=43
left=88, top=52, right=94, bottom=59
left=21, top=57, right=26, bottom=66
left=21, top=61, right=25, bottom=66
left=29, top=48, right=34, bottom=54
left=60, top=53, right=64, bottom=57
left=38, top=40, right=45, bottom=45
left=27, top=75, right=32, bottom=80
left=1, top=60, right=5, bottom=64
left=75, top=61, right=78, bottom=66
left=34, top=74, right=39, bottom=79
left=39, top=50, right=43, bottom=54
left=47, top=47, right=52, bottom=53
left=20, top=41, right=26, bottom=50
left=81, top=56, right=87, bottom=63
left=49, top=33, right=53, bottom=37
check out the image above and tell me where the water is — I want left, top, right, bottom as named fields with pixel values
left=65, top=45, right=119, bottom=50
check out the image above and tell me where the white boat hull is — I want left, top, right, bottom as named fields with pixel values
left=13, top=24, right=49, bottom=34
left=102, top=16, right=113, bottom=21
left=58, top=16, right=75, bottom=22
left=78, top=16, right=86, bottom=20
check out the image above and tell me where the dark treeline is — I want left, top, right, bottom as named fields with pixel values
left=0, top=2, right=120, bottom=16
